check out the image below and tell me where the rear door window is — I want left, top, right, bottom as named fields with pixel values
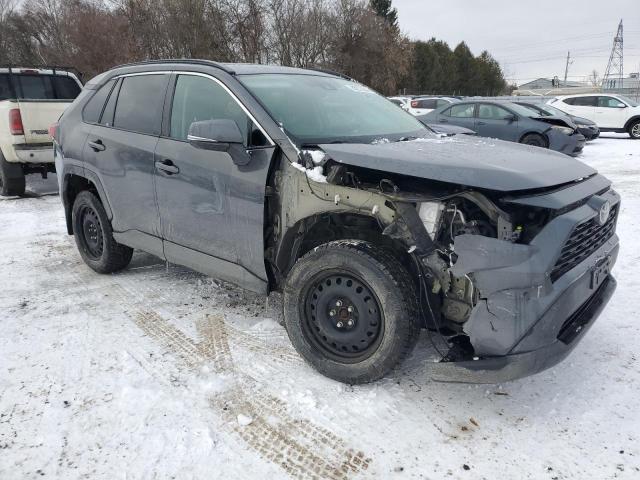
left=113, top=74, right=169, bottom=136
left=436, top=99, right=450, bottom=108
left=566, top=96, right=597, bottom=107
left=447, top=104, right=475, bottom=118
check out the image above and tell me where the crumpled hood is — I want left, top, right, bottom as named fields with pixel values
left=319, top=136, right=596, bottom=192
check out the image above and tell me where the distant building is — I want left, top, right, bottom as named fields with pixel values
left=602, top=74, right=640, bottom=96
left=518, top=78, right=588, bottom=90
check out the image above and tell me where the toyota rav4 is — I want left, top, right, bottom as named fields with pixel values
left=53, top=61, right=619, bottom=384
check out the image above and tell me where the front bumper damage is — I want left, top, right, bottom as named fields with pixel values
left=427, top=188, right=620, bottom=383
left=548, top=129, right=586, bottom=156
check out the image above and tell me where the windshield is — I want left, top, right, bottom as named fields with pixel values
left=520, top=103, right=567, bottom=117
left=239, top=74, right=428, bottom=145
left=500, top=102, right=543, bottom=117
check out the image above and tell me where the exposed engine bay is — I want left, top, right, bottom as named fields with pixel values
left=282, top=148, right=557, bottom=360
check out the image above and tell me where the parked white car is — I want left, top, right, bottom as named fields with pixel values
left=548, top=94, right=640, bottom=139
left=0, top=67, right=82, bottom=195
left=387, top=96, right=412, bottom=110
left=407, top=96, right=459, bottom=116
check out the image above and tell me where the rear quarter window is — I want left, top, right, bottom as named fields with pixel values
left=83, top=79, right=117, bottom=124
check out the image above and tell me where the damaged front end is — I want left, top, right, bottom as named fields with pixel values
left=272, top=144, right=620, bottom=383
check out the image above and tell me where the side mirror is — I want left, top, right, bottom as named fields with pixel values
left=504, top=114, right=517, bottom=123
left=187, top=119, right=244, bottom=151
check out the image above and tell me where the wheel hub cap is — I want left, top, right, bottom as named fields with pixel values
left=304, top=273, right=383, bottom=361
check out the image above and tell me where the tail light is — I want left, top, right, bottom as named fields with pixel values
left=49, top=122, right=60, bottom=142
left=9, top=109, right=24, bottom=135
left=410, top=100, right=418, bottom=108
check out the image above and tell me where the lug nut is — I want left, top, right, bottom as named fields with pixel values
left=347, top=306, right=353, bottom=313
left=347, top=320, right=354, bottom=327
left=336, top=321, right=344, bottom=328
left=336, top=300, right=343, bottom=307
left=329, top=309, right=336, bottom=316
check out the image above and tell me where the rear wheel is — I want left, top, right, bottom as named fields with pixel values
left=0, top=153, right=26, bottom=196
left=283, top=240, right=420, bottom=384
left=629, top=120, right=640, bottom=139
left=72, top=191, right=133, bottom=273
left=521, top=133, right=548, bottom=148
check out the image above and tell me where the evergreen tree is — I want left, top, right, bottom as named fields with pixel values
left=369, top=0, right=398, bottom=29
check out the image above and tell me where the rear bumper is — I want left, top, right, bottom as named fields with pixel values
left=3, top=144, right=54, bottom=164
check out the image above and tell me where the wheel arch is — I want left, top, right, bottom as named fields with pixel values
left=272, top=211, right=415, bottom=291
left=518, top=130, right=549, bottom=145
left=63, top=172, right=112, bottom=235
left=623, top=115, right=640, bottom=131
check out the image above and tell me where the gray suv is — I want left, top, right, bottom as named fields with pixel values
left=53, top=60, right=619, bottom=384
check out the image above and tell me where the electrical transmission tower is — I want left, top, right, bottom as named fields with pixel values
left=603, top=19, right=623, bottom=89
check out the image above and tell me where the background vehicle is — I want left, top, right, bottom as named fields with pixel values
left=515, top=101, right=600, bottom=140
left=421, top=100, right=586, bottom=155
left=387, top=96, right=411, bottom=110
left=54, top=60, right=618, bottom=385
left=0, top=66, right=82, bottom=196
left=548, top=94, right=640, bottom=139
left=407, top=96, right=458, bottom=116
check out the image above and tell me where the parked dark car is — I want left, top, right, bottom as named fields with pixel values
left=515, top=101, right=600, bottom=141
left=52, top=60, right=618, bottom=384
left=420, top=100, right=586, bottom=156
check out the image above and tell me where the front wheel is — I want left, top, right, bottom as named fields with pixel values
left=629, top=120, right=640, bottom=139
left=72, top=191, right=133, bottom=273
left=520, top=133, right=548, bottom=148
left=283, top=240, right=420, bottom=384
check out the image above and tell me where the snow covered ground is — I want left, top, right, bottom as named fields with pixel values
left=1, top=135, right=639, bottom=480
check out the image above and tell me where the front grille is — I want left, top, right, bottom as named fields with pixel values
left=550, top=203, right=618, bottom=282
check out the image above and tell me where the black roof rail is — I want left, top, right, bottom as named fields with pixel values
left=112, top=59, right=236, bottom=75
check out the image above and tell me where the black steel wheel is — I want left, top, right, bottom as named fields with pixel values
left=0, top=152, right=26, bottom=197
left=72, top=190, right=133, bottom=273
left=284, top=240, right=420, bottom=384
left=304, top=272, right=383, bottom=363
left=77, top=205, right=104, bottom=260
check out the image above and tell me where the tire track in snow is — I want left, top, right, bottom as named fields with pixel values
left=112, top=284, right=372, bottom=479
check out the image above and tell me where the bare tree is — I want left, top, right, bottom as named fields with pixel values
left=588, top=69, right=600, bottom=87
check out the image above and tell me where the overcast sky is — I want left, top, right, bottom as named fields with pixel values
left=394, top=0, right=640, bottom=86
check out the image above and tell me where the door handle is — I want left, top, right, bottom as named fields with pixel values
left=477, top=121, right=486, bottom=125
left=440, top=119, right=448, bottom=123
left=155, top=159, right=180, bottom=175
left=88, top=140, right=105, bottom=152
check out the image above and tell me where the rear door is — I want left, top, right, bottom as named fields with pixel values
left=82, top=73, right=170, bottom=251
left=475, top=103, right=519, bottom=141
left=560, top=96, right=598, bottom=123
left=437, top=103, right=476, bottom=130
left=594, top=96, right=628, bottom=129
left=154, top=73, right=275, bottom=292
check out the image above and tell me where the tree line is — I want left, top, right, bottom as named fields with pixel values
left=0, top=0, right=507, bottom=96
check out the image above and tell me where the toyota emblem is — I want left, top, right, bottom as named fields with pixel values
left=598, top=201, right=611, bottom=226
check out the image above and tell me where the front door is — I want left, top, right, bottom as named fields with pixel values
left=595, top=96, right=628, bottom=129
left=475, top=103, right=519, bottom=141
left=154, top=73, right=274, bottom=292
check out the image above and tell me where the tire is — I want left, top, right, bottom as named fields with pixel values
left=628, top=120, right=640, bottom=139
left=520, top=133, right=548, bottom=148
left=283, top=240, right=421, bottom=384
left=72, top=190, right=133, bottom=273
left=0, top=152, right=26, bottom=196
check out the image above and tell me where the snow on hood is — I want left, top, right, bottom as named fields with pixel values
left=318, top=135, right=596, bottom=192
